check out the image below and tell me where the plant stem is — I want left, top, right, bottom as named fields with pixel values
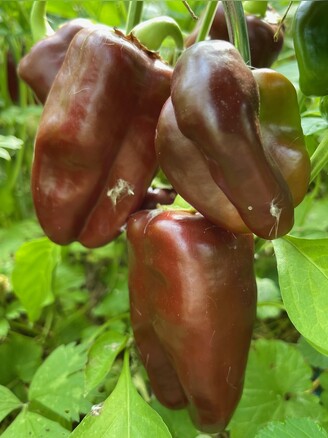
left=126, top=1, right=144, bottom=34
left=310, top=130, right=328, bottom=183
left=195, top=1, right=218, bottom=43
left=222, top=0, right=251, bottom=65
left=30, top=1, right=53, bottom=43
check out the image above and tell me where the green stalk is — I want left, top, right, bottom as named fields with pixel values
left=0, top=44, right=11, bottom=107
left=310, top=130, right=328, bottom=183
left=195, top=1, right=218, bottom=43
left=132, top=17, right=184, bottom=51
left=222, top=0, right=251, bottom=65
left=126, top=1, right=144, bottom=34
left=30, top=1, right=53, bottom=43
left=6, top=38, right=27, bottom=194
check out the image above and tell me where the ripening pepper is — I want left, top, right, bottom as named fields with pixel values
left=185, top=3, right=284, bottom=68
left=127, top=209, right=257, bottom=433
left=293, top=1, right=328, bottom=97
left=18, top=18, right=93, bottom=103
left=32, top=26, right=172, bottom=248
left=252, top=69, right=310, bottom=207
left=169, top=40, right=294, bottom=240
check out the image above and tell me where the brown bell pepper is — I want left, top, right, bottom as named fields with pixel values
left=18, top=18, right=93, bottom=103
left=169, top=40, right=294, bottom=240
left=32, top=26, right=172, bottom=248
left=156, top=66, right=309, bottom=236
left=127, top=209, right=257, bottom=433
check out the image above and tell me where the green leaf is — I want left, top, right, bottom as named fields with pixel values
left=29, top=344, right=88, bottom=423
left=0, top=385, right=22, bottom=422
left=298, top=337, right=328, bottom=369
left=84, top=331, right=128, bottom=394
left=70, top=351, right=171, bottom=438
left=92, top=274, right=129, bottom=318
left=229, top=339, right=328, bottom=438
left=11, top=238, right=61, bottom=321
left=255, top=417, right=328, bottom=438
left=1, top=410, right=70, bottom=438
left=0, top=134, right=23, bottom=150
left=302, top=117, right=328, bottom=136
left=256, top=277, right=282, bottom=319
left=0, top=333, right=43, bottom=385
left=151, top=399, right=202, bottom=438
left=273, top=236, right=328, bottom=354
left=294, top=197, right=328, bottom=238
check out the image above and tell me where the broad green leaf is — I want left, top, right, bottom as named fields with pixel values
left=84, top=331, right=128, bottom=394
left=70, top=351, right=171, bottom=438
left=0, top=385, right=22, bottom=422
left=1, top=410, right=70, bottom=438
left=29, top=344, right=88, bottom=422
left=151, top=399, right=205, bottom=438
left=0, top=219, right=42, bottom=268
left=229, top=339, right=328, bottom=438
left=0, top=333, right=43, bottom=385
left=11, top=238, right=61, bottom=321
left=0, top=134, right=23, bottom=150
left=92, top=274, right=129, bottom=318
left=255, top=417, right=328, bottom=438
left=298, top=337, right=328, bottom=369
left=256, top=277, right=282, bottom=319
left=273, top=236, right=328, bottom=354
left=301, top=117, right=328, bottom=136
left=294, top=197, right=328, bottom=238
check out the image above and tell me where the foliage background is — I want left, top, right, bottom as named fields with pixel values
left=0, top=1, right=328, bottom=437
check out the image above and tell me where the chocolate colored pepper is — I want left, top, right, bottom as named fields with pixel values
left=127, top=209, right=257, bottom=433
left=32, top=26, right=172, bottom=248
left=18, top=18, right=93, bottom=103
left=169, top=40, right=294, bottom=239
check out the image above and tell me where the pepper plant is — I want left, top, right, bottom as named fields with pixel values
left=1, top=1, right=328, bottom=437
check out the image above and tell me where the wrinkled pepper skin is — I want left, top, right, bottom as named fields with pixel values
left=293, top=1, right=328, bottom=96
left=127, top=210, right=257, bottom=433
left=32, top=26, right=172, bottom=248
left=18, top=19, right=93, bottom=103
left=185, top=3, right=284, bottom=68
left=170, top=40, right=294, bottom=240
left=252, top=69, right=310, bottom=206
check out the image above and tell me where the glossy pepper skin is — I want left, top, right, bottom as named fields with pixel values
left=127, top=209, right=257, bottom=433
left=32, top=26, right=172, bottom=248
left=185, top=3, right=284, bottom=68
left=140, top=187, right=176, bottom=210
left=18, top=19, right=93, bottom=103
left=156, top=98, right=247, bottom=234
left=170, top=40, right=294, bottom=240
left=253, top=69, right=310, bottom=206
left=293, top=1, right=328, bottom=97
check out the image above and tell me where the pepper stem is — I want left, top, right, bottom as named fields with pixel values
left=310, top=130, right=328, bottom=183
left=126, top=1, right=144, bottom=34
left=30, top=1, right=53, bottom=43
left=131, top=17, right=184, bottom=51
left=222, top=1, right=251, bottom=65
left=195, top=1, right=218, bottom=43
